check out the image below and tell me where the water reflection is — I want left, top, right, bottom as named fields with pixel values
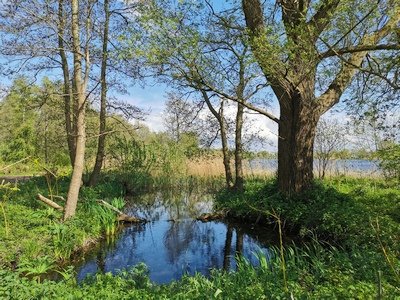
left=76, top=192, right=276, bottom=284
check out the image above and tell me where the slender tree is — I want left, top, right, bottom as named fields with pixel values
left=64, top=0, right=89, bottom=220
left=314, top=118, right=347, bottom=178
left=57, top=0, right=76, bottom=165
left=88, top=0, right=110, bottom=186
left=136, top=1, right=271, bottom=189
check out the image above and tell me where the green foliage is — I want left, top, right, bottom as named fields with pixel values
left=216, top=177, right=400, bottom=289
left=0, top=78, right=70, bottom=169
left=108, top=136, right=155, bottom=194
left=0, top=182, right=20, bottom=237
left=50, top=222, right=75, bottom=260
left=18, top=256, right=55, bottom=283
left=0, top=178, right=124, bottom=268
left=1, top=242, right=399, bottom=299
left=1, top=177, right=400, bottom=298
left=377, top=143, right=400, bottom=180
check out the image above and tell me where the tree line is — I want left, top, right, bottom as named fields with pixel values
left=0, top=0, right=398, bottom=219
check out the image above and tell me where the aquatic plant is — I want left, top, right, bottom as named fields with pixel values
left=111, top=197, right=125, bottom=210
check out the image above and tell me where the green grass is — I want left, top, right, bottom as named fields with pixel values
left=1, top=243, right=399, bottom=299
left=0, top=176, right=127, bottom=267
left=216, top=177, right=400, bottom=294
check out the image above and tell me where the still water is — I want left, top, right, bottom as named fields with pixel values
left=248, top=159, right=379, bottom=175
left=75, top=192, right=277, bottom=284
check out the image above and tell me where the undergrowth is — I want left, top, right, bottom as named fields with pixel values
left=1, top=176, right=399, bottom=299
left=216, top=177, right=400, bottom=295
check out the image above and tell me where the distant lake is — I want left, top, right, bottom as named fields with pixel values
left=247, top=159, right=380, bottom=176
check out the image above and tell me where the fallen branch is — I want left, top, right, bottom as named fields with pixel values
left=196, top=212, right=225, bottom=222
left=48, top=195, right=66, bottom=202
left=97, top=200, right=146, bottom=223
left=0, top=157, right=31, bottom=172
left=36, top=194, right=64, bottom=211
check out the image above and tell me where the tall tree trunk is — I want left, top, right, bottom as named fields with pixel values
left=64, top=0, right=86, bottom=220
left=201, top=91, right=234, bottom=188
left=58, top=0, right=75, bottom=166
left=277, top=93, right=320, bottom=195
left=234, top=102, right=244, bottom=191
left=219, top=102, right=234, bottom=188
left=88, top=0, right=110, bottom=187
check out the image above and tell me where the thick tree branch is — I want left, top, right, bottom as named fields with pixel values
left=317, top=11, right=400, bottom=114
left=321, top=43, right=400, bottom=58
left=307, top=0, right=341, bottom=39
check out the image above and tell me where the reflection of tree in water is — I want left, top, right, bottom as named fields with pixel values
left=96, top=247, right=106, bottom=273
left=94, top=223, right=148, bottom=273
left=78, top=189, right=274, bottom=282
left=223, top=224, right=233, bottom=271
left=164, top=192, right=212, bottom=221
left=163, top=221, right=196, bottom=263
left=222, top=225, right=248, bottom=271
left=125, top=193, right=168, bottom=221
left=236, top=229, right=244, bottom=255
left=163, top=221, right=221, bottom=273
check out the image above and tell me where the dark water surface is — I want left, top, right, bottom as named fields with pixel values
left=75, top=191, right=277, bottom=284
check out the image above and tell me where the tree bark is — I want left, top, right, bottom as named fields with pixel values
left=219, top=101, right=234, bottom=188
left=88, top=0, right=110, bottom=187
left=37, top=194, right=64, bottom=211
left=277, top=92, right=320, bottom=194
left=234, top=101, right=244, bottom=191
left=64, top=0, right=86, bottom=220
left=58, top=0, right=75, bottom=166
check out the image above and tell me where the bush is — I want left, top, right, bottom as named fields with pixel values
left=377, top=143, right=400, bottom=181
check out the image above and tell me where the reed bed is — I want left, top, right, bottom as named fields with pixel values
left=186, top=157, right=275, bottom=178
left=186, top=157, right=382, bottom=179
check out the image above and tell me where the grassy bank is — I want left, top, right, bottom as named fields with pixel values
left=0, top=176, right=127, bottom=270
left=1, top=176, right=399, bottom=299
left=216, top=177, right=400, bottom=297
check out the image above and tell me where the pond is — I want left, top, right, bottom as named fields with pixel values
left=74, top=191, right=279, bottom=284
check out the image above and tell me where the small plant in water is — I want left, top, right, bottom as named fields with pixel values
left=111, top=197, right=126, bottom=210
left=56, top=266, right=76, bottom=283
left=94, top=203, right=118, bottom=236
